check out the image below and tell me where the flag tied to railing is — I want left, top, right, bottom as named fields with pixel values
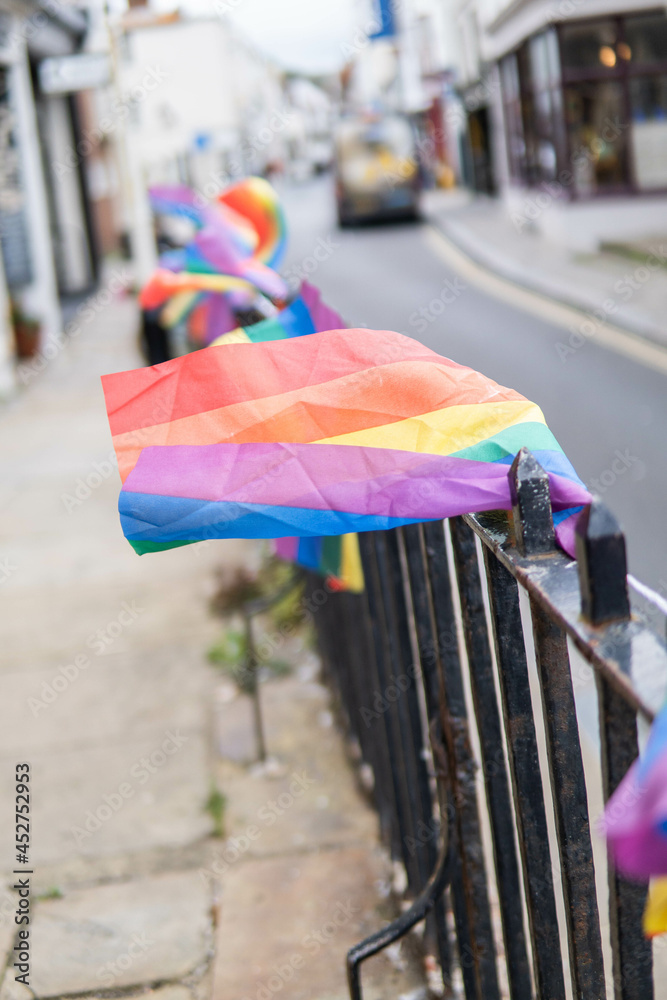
left=101, top=327, right=590, bottom=557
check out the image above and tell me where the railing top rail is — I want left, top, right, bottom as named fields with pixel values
left=463, top=508, right=667, bottom=721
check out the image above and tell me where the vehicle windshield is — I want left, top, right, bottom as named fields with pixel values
left=337, top=117, right=414, bottom=160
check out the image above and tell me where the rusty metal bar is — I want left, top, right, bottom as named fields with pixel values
left=399, top=523, right=455, bottom=982
left=597, top=676, right=653, bottom=1000
left=373, top=529, right=434, bottom=893
left=577, top=498, right=653, bottom=1000
left=508, top=449, right=606, bottom=997
left=357, top=531, right=419, bottom=874
left=422, top=519, right=501, bottom=1000
left=530, top=602, right=606, bottom=997
left=483, top=550, right=567, bottom=1000
left=449, top=515, right=533, bottom=1000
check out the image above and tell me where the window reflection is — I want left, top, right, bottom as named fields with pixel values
left=560, top=20, right=618, bottom=72
left=565, top=82, right=627, bottom=195
left=625, top=14, right=667, bottom=66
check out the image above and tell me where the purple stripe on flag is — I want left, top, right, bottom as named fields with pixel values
left=122, top=442, right=591, bottom=522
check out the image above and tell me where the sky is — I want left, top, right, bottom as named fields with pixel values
left=148, top=0, right=363, bottom=75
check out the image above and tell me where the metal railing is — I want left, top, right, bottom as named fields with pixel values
left=311, top=448, right=667, bottom=1000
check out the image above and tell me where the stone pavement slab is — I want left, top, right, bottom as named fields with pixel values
left=29, top=871, right=213, bottom=997
left=214, top=671, right=378, bottom=856
left=209, top=670, right=429, bottom=999
left=212, top=846, right=421, bottom=1000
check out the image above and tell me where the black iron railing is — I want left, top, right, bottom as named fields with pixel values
left=311, top=448, right=667, bottom=1000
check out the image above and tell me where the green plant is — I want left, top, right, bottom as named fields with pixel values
left=38, top=887, right=63, bottom=900
left=205, top=785, right=227, bottom=838
left=207, top=626, right=293, bottom=692
left=208, top=628, right=247, bottom=667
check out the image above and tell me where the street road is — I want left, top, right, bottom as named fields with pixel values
left=280, top=176, right=667, bottom=591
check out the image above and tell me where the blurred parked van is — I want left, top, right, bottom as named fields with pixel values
left=334, top=115, right=421, bottom=226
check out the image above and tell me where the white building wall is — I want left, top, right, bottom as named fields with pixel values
left=118, top=18, right=238, bottom=169
left=6, top=21, right=61, bottom=353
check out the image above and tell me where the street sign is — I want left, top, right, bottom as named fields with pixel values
left=369, top=0, right=396, bottom=39
left=39, top=53, right=111, bottom=95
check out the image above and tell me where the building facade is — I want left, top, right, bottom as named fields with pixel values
left=451, top=0, right=667, bottom=250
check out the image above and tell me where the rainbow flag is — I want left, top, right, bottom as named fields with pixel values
left=209, top=283, right=342, bottom=348
left=101, top=328, right=590, bottom=557
left=210, top=296, right=315, bottom=347
left=206, top=282, right=358, bottom=589
left=603, top=702, right=667, bottom=885
left=217, top=177, right=287, bottom=269
left=144, top=178, right=289, bottom=343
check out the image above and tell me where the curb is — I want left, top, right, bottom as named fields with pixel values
left=425, top=209, right=667, bottom=353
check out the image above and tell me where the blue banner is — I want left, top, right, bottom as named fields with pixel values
left=369, top=0, right=396, bottom=39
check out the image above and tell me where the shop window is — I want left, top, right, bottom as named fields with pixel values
left=560, top=20, right=618, bottom=72
left=625, top=13, right=667, bottom=66
left=630, top=74, right=667, bottom=189
left=526, top=32, right=561, bottom=182
left=502, top=11, right=667, bottom=196
left=500, top=54, right=525, bottom=182
left=564, top=81, right=628, bottom=195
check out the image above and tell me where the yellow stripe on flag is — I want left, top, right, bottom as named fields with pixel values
left=210, top=328, right=251, bottom=346
left=315, top=400, right=545, bottom=455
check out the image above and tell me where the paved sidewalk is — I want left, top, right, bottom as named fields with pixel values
left=423, top=190, right=667, bottom=349
left=0, top=279, right=425, bottom=999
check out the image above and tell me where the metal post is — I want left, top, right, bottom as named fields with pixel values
left=577, top=501, right=653, bottom=1000
left=511, top=451, right=606, bottom=999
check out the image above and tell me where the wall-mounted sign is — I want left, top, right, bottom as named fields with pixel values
left=39, top=53, right=111, bottom=95
left=369, top=0, right=396, bottom=39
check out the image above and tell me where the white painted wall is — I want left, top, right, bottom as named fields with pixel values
left=118, top=18, right=238, bottom=168
left=8, top=28, right=61, bottom=347
left=41, top=94, right=93, bottom=294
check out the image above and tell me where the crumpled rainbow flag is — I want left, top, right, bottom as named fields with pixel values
left=207, top=282, right=362, bottom=591
left=101, top=327, right=590, bottom=557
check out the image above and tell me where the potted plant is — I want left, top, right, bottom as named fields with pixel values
left=11, top=300, right=40, bottom=359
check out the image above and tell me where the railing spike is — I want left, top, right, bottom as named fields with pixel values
left=509, top=447, right=555, bottom=556
left=575, top=499, right=630, bottom=624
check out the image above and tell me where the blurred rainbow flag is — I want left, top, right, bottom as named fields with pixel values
left=145, top=177, right=288, bottom=344
left=210, top=282, right=342, bottom=348
left=603, top=700, right=667, bottom=935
